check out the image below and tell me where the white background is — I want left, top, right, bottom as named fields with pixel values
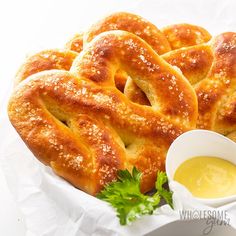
left=0, top=0, right=235, bottom=235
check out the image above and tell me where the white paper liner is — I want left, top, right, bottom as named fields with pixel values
left=0, top=117, right=235, bottom=236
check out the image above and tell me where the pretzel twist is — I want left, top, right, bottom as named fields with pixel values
left=195, top=32, right=236, bottom=138
left=9, top=12, right=234, bottom=196
left=124, top=32, right=236, bottom=139
left=65, top=12, right=235, bottom=140
left=8, top=31, right=197, bottom=195
left=65, top=12, right=211, bottom=92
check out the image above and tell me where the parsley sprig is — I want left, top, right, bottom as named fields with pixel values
left=97, top=167, right=173, bottom=225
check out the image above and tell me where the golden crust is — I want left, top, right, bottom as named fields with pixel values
left=125, top=31, right=236, bottom=140
left=9, top=12, right=235, bottom=197
left=84, top=12, right=171, bottom=54
left=196, top=32, right=236, bottom=135
left=8, top=31, right=197, bottom=195
left=65, top=33, right=84, bottom=53
left=162, top=23, right=212, bottom=49
left=15, top=49, right=78, bottom=86
left=125, top=43, right=214, bottom=105
left=65, top=13, right=212, bottom=94
left=162, top=44, right=213, bottom=85
left=82, top=11, right=172, bottom=92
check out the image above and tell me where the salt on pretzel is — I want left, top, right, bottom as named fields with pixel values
left=195, top=32, right=236, bottom=139
left=8, top=31, right=198, bottom=195
left=125, top=32, right=236, bottom=140
left=65, top=12, right=211, bottom=92
left=15, top=49, right=78, bottom=86
left=161, top=23, right=212, bottom=49
left=84, top=11, right=171, bottom=92
left=125, top=43, right=214, bottom=105
left=14, top=11, right=228, bottom=141
left=66, top=12, right=211, bottom=53
left=65, top=33, right=83, bottom=53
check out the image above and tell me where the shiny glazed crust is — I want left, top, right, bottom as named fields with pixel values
left=195, top=32, right=236, bottom=138
left=161, top=23, right=212, bottom=49
left=8, top=31, right=198, bottom=195
left=9, top=11, right=234, bottom=196
left=65, top=13, right=211, bottom=92
left=125, top=31, right=236, bottom=140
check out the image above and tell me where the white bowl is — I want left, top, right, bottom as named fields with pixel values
left=166, top=129, right=236, bottom=207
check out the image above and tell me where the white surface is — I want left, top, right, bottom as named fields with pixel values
left=0, top=168, right=26, bottom=236
left=0, top=0, right=235, bottom=236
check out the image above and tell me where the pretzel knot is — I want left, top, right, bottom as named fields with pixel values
left=65, top=12, right=211, bottom=92
left=8, top=31, right=197, bottom=195
left=124, top=31, right=236, bottom=140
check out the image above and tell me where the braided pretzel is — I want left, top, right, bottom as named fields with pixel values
left=8, top=31, right=197, bottom=195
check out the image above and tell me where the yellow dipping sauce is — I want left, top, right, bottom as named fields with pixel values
left=174, top=156, right=236, bottom=199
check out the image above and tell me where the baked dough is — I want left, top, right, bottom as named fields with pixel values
left=8, top=31, right=197, bottom=195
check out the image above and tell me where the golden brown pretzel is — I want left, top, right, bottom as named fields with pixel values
left=15, top=49, right=78, bottom=86
left=126, top=32, right=236, bottom=140
left=65, top=33, right=83, bottom=53
left=161, top=23, right=212, bottom=49
left=195, top=32, right=236, bottom=139
left=83, top=12, right=171, bottom=54
left=8, top=31, right=198, bottom=195
left=65, top=12, right=172, bottom=92
left=66, top=13, right=211, bottom=54
left=65, top=12, right=211, bottom=92
left=125, top=43, right=214, bottom=105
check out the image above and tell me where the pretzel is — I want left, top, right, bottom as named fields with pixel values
left=84, top=13, right=235, bottom=140
left=195, top=32, right=236, bottom=139
left=15, top=12, right=211, bottom=89
left=15, top=49, right=78, bottom=86
left=65, top=12, right=211, bottom=92
left=125, top=42, right=214, bottom=105
left=65, top=33, right=83, bottom=53
left=8, top=31, right=198, bottom=195
left=125, top=32, right=236, bottom=139
left=69, top=12, right=172, bottom=92
left=161, top=23, right=212, bottom=49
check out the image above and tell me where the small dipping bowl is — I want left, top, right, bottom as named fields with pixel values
left=166, top=129, right=236, bottom=207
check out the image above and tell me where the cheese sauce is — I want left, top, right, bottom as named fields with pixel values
left=174, top=156, right=236, bottom=198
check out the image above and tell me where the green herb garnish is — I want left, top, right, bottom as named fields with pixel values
left=97, top=167, right=173, bottom=225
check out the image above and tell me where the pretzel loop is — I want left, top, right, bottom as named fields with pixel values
left=8, top=31, right=197, bottom=195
